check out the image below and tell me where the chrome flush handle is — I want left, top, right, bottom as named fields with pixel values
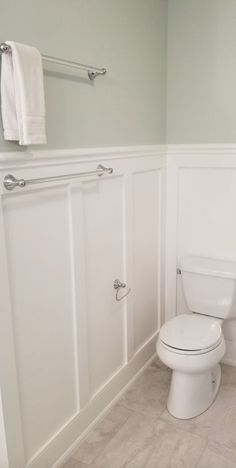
left=113, top=279, right=131, bottom=302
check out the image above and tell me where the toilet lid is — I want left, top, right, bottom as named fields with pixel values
left=160, top=314, right=222, bottom=351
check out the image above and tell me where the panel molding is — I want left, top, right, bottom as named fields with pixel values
left=67, top=184, right=88, bottom=410
left=1, top=143, right=236, bottom=170
left=167, top=144, right=236, bottom=156
left=132, top=168, right=162, bottom=352
left=3, top=142, right=236, bottom=466
left=0, top=199, right=25, bottom=467
left=0, top=145, right=164, bottom=468
left=0, top=145, right=166, bottom=170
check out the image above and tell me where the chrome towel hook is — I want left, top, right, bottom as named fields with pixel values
left=113, top=279, right=131, bottom=302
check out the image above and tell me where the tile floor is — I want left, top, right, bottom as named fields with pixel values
left=60, top=358, right=236, bottom=467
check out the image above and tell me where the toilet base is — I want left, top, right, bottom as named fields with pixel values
left=167, top=364, right=221, bottom=419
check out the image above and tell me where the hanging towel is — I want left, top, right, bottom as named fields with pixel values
left=1, top=41, right=47, bottom=145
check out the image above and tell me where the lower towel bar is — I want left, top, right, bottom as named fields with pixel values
left=3, top=164, right=113, bottom=191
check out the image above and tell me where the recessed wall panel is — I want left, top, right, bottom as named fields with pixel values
left=177, top=167, right=236, bottom=321
left=178, top=168, right=236, bottom=260
left=82, top=177, right=125, bottom=396
left=133, top=170, right=160, bottom=352
left=3, top=187, right=77, bottom=461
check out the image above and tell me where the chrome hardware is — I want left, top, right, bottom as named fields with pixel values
left=114, top=279, right=126, bottom=290
left=113, top=279, right=131, bottom=302
left=3, top=164, right=113, bottom=191
left=177, top=268, right=181, bottom=275
left=88, top=69, right=106, bottom=81
left=3, top=174, right=26, bottom=191
left=97, top=164, right=113, bottom=176
left=0, top=42, right=107, bottom=81
left=0, top=43, right=9, bottom=54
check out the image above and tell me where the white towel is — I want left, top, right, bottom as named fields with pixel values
left=1, top=41, right=46, bottom=145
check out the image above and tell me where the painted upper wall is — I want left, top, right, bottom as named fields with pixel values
left=0, top=0, right=167, bottom=151
left=167, top=0, right=236, bottom=144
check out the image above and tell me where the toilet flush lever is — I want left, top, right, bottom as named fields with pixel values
left=113, top=279, right=131, bottom=302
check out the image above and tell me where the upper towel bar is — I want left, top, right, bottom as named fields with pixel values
left=0, top=42, right=107, bottom=80
left=3, top=164, right=113, bottom=191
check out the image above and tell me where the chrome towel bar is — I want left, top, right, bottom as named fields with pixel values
left=0, top=42, right=107, bottom=81
left=3, top=164, right=113, bottom=191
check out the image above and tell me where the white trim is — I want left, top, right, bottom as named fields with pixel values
left=0, top=145, right=166, bottom=168
left=167, top=144, right=236, bottom=156
left=2, top=143, right=236, bottom=168
left=0, top=389, right=9, bottom=468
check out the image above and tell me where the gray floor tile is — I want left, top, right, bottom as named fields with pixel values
left=221, top=363, right=236, bottom=388
left=58, top=360, right=236, bottom=468
left=72, top=402, right=134, bottom=465
left=197, top=444, right=236, bottom=468
left=119, top=360, right=171, bottom=418
left=59, top=458, right=89, bottom=468
left=92, top=416, right=206, bottom=468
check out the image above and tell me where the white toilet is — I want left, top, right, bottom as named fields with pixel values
left=157, top=255, right=236, bottom=419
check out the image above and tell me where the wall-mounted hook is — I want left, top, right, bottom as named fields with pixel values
left=113, top=279, right=131, bottom=302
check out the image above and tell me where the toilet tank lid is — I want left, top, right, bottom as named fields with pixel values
left=179, top=255, right=236, bottom=279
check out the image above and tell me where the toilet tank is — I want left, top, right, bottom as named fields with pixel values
left=180, top=255, right=236, bottom=319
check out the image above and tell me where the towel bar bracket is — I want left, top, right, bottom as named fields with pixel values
left=0, top=43, right=9, bottom=54
left=4, top=175, right=26, bottom=191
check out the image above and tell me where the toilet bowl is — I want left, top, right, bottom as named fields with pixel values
left=156, top=313, right=225, bottom=419
left=157, top=255, right=236, bottom=419
left=156, top=255, right=236, bottom=419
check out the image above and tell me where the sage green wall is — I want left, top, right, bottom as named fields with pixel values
left=0, top=0, right=167, bottom=151
left=167, top=0, right=236, bottom=144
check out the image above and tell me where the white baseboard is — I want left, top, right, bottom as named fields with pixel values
left=27, top=333, right=158, bottom=468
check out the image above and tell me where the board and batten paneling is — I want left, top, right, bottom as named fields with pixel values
left=165, top=145, right=236, bottom=367
left=0, top=146, right=163, bottom=468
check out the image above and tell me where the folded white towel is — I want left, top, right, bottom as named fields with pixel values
left=1, top=41, right=47, bottom=145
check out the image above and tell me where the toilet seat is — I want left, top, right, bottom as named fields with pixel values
left=159, top=313, right=222, bottom=354
left=160, top=338, right=222, bottom=355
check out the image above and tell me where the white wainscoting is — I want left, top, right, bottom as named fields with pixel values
left=0, top=146, right=164, bottom=468
left=165, top=144, right=236, bottom=367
